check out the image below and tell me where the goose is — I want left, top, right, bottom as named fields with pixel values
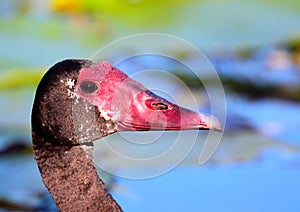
left=31, top=59, right=221, bottom=211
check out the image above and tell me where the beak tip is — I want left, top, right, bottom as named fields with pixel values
left=201, top=114, right=223, bottom=132
left=212, top=124, right=223, bottom=132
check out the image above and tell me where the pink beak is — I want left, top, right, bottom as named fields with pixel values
left=114, top=90, right=222, bottom=132
left=77, top=62, right=222, bottom=132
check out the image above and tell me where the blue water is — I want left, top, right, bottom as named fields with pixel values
left=114, top=165, right=300, bottom=211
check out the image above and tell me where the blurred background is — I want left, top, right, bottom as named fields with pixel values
left=1, top=0, right=300, bottom=211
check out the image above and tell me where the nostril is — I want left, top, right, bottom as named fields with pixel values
left=151, top=102, right=168, bottom=110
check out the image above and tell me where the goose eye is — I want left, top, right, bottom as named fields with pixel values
left=80, top=81, right=98, bottom=94
left=151, top=102, right=168, bottom=110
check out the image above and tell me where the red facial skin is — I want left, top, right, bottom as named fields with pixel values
left=76, top=61, right=222, bottom=132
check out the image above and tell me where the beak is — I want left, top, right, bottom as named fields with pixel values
left=112, top=89, right=222, bottom=132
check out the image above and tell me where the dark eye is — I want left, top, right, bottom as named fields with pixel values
left=151, top=102, right=168, bottom=110
left=80, top=81, right=98, bottom=94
